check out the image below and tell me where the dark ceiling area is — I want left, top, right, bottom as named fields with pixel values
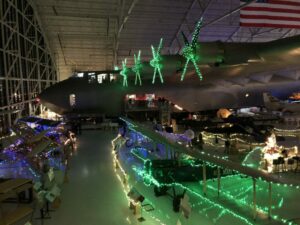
left=33, top=0, right=300, bottom=80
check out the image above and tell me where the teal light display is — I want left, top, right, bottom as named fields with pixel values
left=181, top=18, right=203, bottom=81
left=150, top=38, right=164, bottom=84
left=132, top=50, right=142, bottom=86
left=120, top=58, right=129, bottom=87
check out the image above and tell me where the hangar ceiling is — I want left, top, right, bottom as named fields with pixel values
left=32, top=0, right=300, bottom=81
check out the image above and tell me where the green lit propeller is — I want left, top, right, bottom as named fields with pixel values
left=181, top=18, right=203, bottom=81
left=132, top=50, right=142, bottom=86
left=120, top=58, right=129, bottom=87
left=150, top=38, right=164, bottom=84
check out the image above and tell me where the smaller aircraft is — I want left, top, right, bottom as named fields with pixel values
left=263, top=93, right=300, bottom=113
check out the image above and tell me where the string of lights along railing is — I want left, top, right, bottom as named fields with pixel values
left=120, top=117, right=300, bottom=188
left=132, top=166, right=255, bottom=225
left=119, top=118, right=300, bottom=224
left=113, top=135, right=242, bottom=225
left=130, top=145, right=294, bottom=225
left=113, top=125, right=293, bottom=224
left=132, top=162, right=297, bottom=225
left=111, top=136, right=166, bottom=225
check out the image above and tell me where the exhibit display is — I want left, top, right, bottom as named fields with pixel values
left=3, top=0, right=300, bottom=224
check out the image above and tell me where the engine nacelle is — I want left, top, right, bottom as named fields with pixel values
left=196, top=42, right=262, bottom=67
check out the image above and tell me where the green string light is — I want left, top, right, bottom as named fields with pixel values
left=132, top=166, right=255, bottom=225
left=120, top=58, right=129, bottom=87
left=181, top=18, right=203, bottom=81
left=133, top=166, right=296, bottom=225
left=150, top=38, right=164, bottom=84
left=132, top=50, right=142, bottom=86
left=114, top=119, right=300, bottom=225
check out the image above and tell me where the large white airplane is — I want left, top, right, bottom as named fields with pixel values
left=263, top=93, right=300, bottom=113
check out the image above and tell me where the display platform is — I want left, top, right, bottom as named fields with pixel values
left=112, top=119, right=300, bottom=225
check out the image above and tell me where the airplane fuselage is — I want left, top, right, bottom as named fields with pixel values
left=40, top=35, right=300, bottom=116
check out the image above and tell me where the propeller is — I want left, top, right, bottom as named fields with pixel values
left=132, top=50, right=142, bottom=86
left=181, top=17, right=203, bottom=81
left=150, top=38, right=164, bottom=84
left=120, top=58, right=129, bottom=87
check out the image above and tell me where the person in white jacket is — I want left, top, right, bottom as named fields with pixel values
left=184, top=126, right=195, bottom=147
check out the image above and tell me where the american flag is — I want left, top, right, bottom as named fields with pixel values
left=240, top=0, right=300, bottom=28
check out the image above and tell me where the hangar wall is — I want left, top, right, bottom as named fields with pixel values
left=0, top=0, right=57, bottom=134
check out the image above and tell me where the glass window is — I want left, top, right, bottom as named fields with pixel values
left=69, top=94, right=76, bottom=107
left=97, top=73, right=107, bottom=84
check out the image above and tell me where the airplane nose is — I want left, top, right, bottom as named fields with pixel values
left=38, top=82, right=70, bottom=114
left=38, top=86, right=55, bottom=105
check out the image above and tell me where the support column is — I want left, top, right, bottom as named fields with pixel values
left=203, top=163, right=207, bottom=196
left=253, top=178, right=257, bottom=220
left=268, top=182, right=272, bottom=219
left=217, top=167, right=221, bottom=197
left=1, top=2, right=11, bottom=128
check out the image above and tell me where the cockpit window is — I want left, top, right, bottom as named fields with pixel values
left=69, top=94, right=76, bottom=107
left=73, top=71, right=119, bottom=84
left=97, top=73, right=106, bottom=84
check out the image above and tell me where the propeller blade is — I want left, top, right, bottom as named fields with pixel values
left=151, top=45, right=156, bottom=57
left=120, top=58, right=129, bottom=87
left=157, top=38, right=163, bottom=54
left=191, top=17, right=203, bottom=48
left=181, top=31, right=189, bottom=46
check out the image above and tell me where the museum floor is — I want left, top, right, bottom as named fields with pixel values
left=29, top=129, right=300, bottom=225
left=31, top=130, right=148, bottom=225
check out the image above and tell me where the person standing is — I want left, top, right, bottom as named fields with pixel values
left=198, top=132, right=204, bottom=150
left=184, top=126, right=195, bottom=147
left=215, top=135, right=219, bottom=144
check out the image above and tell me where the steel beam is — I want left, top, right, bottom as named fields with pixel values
left=0, top=0, right=57, bottom=135
left=177, top=0, right=214, bottom=53
left=203, top=0, right=257, bottom=29
left=113, top=0, right=139, bottom=67
left=168, top=0, right=198, bottom=54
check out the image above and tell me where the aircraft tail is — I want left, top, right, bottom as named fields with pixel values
left=263, top=92, right=282, bottom=111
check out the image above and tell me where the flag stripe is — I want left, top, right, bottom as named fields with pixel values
left=240, top=0, right=300, bottom=28
left=241, top=18, right=300, bottom=25
left=240, top=11, right=300, bottom=18
left=244, top=3, right=300, bottom=10
left=243, top=6, right=300, bottom=14
left=241, top=10, right=300, bottom=19
left=240, top=22, right=300, bottom=28
left=268, top=0, right=300, bottom=6
left=241, top=14, right=300, bottom=22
